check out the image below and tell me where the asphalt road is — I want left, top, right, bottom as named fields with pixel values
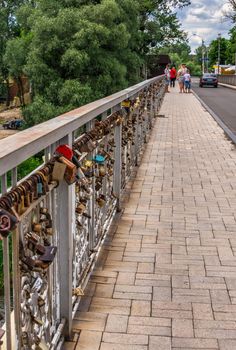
left=192, top=80, right=236, bottom=135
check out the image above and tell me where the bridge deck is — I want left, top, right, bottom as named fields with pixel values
left=65, top=89, right=236, bottom=350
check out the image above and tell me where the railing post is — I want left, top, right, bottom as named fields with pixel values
left=85, top=121, right=96, bottom=251
left=113, top=109, right=122, bottom=211
left=57, top=133, right=73, bottom=340
left=1, top=174, right=12, bottom=350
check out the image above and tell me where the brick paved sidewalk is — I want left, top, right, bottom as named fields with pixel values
left=67, top=89, right=236, bottom=349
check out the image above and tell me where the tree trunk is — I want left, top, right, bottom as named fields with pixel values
left=16, top=76, right=25, bottom=106
left=6, top=78, right=10, bottom=107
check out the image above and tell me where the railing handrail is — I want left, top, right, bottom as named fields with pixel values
left=0, top=76, right=162, bottom=176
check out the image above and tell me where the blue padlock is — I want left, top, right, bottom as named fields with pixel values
left=93, top=155, right=105, bottom=164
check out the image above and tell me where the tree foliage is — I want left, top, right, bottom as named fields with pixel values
left=208, top=38, right=230, bottom=66
left=1, top=0, right=189, bottom=127
left=226, top=0, right=236, bottom=23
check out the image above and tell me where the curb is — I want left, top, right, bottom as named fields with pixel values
left=219, top=83, right=236, bottom=91
left=192, top=90, right=236, bottom=144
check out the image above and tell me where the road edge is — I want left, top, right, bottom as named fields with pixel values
left=219, top=83, right=236, bottom=91
left=192, top=90, right=236, bottom=144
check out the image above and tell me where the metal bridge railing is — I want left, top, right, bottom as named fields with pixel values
left=218, top=74, right=236, bottom=86
left=0, top=75, right=165, bottom=349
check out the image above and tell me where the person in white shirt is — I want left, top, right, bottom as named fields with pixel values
left=184, top=70, right=191, bottom=93
left=177, top=63, right=187, bottom=93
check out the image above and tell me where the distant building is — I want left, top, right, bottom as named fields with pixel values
left=213, top=64, right=232, bottom=74
left=147, top=55, right=171, bottom=78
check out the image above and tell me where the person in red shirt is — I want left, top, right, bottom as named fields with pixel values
left=170, top=66, right=177, bottom=87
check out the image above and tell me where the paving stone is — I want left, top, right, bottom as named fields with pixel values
left=127, top=324, right=171, bottom=336
left=210, top=290, right=231, bottom=304
left=113, top=292, right=152, bottom=301
left=129, top=316, right=171, bottom=327
left=117, top=272, right=135, bottom=285
left=149, top=336, right=171, bottom=350
left=172, top=276, right=190, bottom=289
left=105, top=315, right=128, bottom=333
left=152, top=308, right=192, bottom=319
left=172, top=337, right=218, bottom=349
left=131, top=300, right=151, bottom=316
left=94, top=284, right=114, bottom=298
left=137, top=262, right=154, bottom=273
left=195, top=329, right=236, bottom=339
left=73, top=312, right=107, bottom=331
left=194, top=319, right=236, bottom=330
left=192, top=303, right=213, bottom=320
left=172, top=318, right=194, bottom=338
left=218, top=339, right=236, bottom=349
left=75, top=330, right=102, bottom=350
left=100, top=344, right=147, bottom=350
left=102, top=332, right=148, bottom=345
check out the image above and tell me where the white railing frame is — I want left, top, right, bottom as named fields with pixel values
left=0, top=75, right=165, bottom=349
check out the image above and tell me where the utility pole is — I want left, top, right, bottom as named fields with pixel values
left=202, top=40, right=205, bottom=74
left=206, top=47, right=209, bottom=72
left=218, top=33, right=221, bottom=74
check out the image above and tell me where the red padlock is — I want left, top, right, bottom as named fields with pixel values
left=55, top=144, right=73, bottom=161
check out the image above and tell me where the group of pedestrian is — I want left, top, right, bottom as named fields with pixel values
left=164, top=63, right=191, bottom=94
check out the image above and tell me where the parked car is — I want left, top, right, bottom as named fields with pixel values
left=199, top=73, right=218, bottom=88
left=2, top=119, right=23, bottom=130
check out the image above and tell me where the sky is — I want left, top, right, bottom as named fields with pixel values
left=176, top=0, right=233, bottom=53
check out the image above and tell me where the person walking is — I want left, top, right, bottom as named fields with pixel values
left=164, top=64, right=170, bottom=93
left=170, top=66, right=177, bottom=87
left=184, top=69, right=191, bottom=93
left=177, top=63, right=187, bottom=93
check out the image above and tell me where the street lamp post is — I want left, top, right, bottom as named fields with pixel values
left=191, top=34, right=205, bottom=74
left=201, top=40, right=205, bottom=74
left=218, top=33, right=221, bottom=75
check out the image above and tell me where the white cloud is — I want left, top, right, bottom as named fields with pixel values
left=176, top=0, right=232, bottom=53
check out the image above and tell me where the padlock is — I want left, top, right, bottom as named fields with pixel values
left=40, top=208, right=48, bottom=215
left=0, top=208, right=18, bottom=237
left=76, top=203, right=86, bottom=214
left=96, top=195, right=106, bottom=208
left=32, top=315, right=44, bottom=326
left=28, top=237, right=46, bottom=255
left=99, top=165, right=106, bottom=177
left=31, top=277, right=43, bottom=293
left=32, top=223, right=42, bottom=233
left=58, top=156, right=77, bottom=185
left=55, top=144, right=73, bottom=160
left=45, top=228, right=53, bottom=236
left=52, top=161, right=67, bottom=181
left=79, top=139, right=96, bottom=153
left=72, top=287, right=84, bottom=296
left=20, top=256, right=38, bottom=270
left=94, top=154, right=105, bottom=165
left=21, top=332, right=29, bottom=346
left=38, top=245, right=57, bottom=264
left=38, top=296, right=46, bottom=308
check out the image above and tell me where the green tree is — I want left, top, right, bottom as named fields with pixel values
left=0, top=0, right=25, bottom=104
left=208, top=38, right=230, bottom=66
left=227, top=27, right=236, bottom=64
left=226, top=1, right=236, bottom=23
left=7, top=0, right=190, bottom=127
left=4, top=33, right=32, bottom=106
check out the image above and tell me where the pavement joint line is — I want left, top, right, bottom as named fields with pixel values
left=192, top=89, right=236, bottom=145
